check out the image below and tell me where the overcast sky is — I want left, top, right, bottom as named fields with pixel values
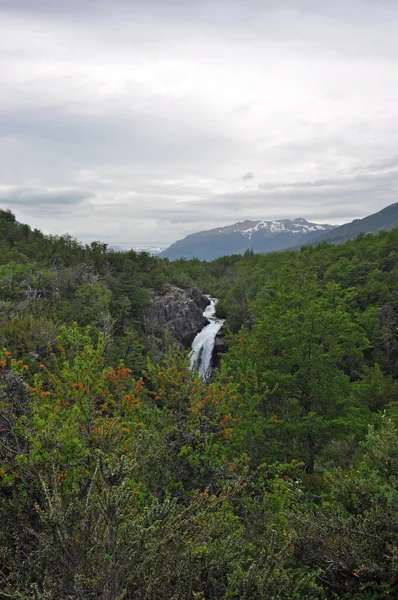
left=1, top=0, right=398, bottom=247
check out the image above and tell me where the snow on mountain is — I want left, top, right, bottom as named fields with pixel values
left=212, top=218, right=329, bottom=239
left=132, top=246, right=163, bottom=255
left=110, top=245, right=164, bottom=255
left=160, top=218, right=335, bottom=261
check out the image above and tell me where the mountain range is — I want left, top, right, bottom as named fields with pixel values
left=160, top=218, right=335, bottom=261
left=159, top=202, right=398, bottom=261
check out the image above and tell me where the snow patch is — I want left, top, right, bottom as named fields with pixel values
left=218, top=218, right=330, bottom=239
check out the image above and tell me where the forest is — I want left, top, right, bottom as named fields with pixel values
left=1, top=207, right=398, bottom=599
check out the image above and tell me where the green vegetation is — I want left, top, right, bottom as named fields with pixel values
left=1, top=208, right=398, bottom=598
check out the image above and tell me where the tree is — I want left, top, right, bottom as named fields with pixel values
left=219, top=271, right=371, bottom=471
left=290, top=420, right=398, bottom=598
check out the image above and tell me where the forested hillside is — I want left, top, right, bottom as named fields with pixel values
left=1, top=208, right=398, bottom=599
left=304, top=202, right=398, bottom=247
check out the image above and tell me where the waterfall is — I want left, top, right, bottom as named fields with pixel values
left=190, top=296, right=225, bottom=381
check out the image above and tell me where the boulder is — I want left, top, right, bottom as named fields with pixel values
left=144, top=285, right=209, bottom=348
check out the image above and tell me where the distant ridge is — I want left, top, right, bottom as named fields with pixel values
left=301, top=202, right=398, bottom=247
left=160, top=218, right=335, bottom=261
left=160, top=203, right=398, bottom=261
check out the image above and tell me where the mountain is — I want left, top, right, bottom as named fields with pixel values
left=302, top=202, right=398, bottom=247
left=160, top=203, right=398, bottom=260
left=160, top=218, right=335, bottom=261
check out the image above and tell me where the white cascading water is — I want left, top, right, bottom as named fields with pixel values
left=190, top=296, right=225, bottom=381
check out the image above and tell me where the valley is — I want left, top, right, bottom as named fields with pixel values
left=1, top=207, right=398, bottom=599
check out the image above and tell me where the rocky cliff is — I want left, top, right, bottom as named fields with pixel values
left=211, top=326, right=227, bottom=369
left=144, top=285, right=209, bottom=349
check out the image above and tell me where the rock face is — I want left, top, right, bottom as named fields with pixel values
left=144, top=285, right=209, bottom=348
left=211, top=326, right=227, bottom=369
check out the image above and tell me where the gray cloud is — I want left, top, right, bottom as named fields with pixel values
left=257, top=157, right=398, bottom=192
left=1, top=0, right=398, bottom=246
left=0, top=187, right=94, bottom=215
left=242, top=172, right=254, bottom=181
left=179, top=159, right=398, bottom=223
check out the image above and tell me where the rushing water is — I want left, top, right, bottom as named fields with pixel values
left=190, top=296, right=225, bottom=381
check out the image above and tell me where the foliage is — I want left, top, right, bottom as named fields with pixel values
left=1, top=209, right=398, bottom=598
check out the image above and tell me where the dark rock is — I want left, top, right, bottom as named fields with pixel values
left=144, top=284, right=209, bottom=348
left=211, top=326, right=227, bottom=369
left=187, top=287, right=209, bottom=311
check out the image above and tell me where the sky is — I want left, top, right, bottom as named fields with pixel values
left=1, top=0, right=398, bottom=248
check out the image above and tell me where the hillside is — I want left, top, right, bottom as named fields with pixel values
left=160, top=218, right=335, bottom=260
left=2, top=207, right=398, bottom=598
left=303, top=202, right=398, bottom=246
left=161, top=203, right=398, bottom=260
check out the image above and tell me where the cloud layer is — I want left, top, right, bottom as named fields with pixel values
left=1, top=0, right=398, bottom=246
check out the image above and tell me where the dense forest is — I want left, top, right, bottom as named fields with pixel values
left=1, top=207, right=398, bottom=599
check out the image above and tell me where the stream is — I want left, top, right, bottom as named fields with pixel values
left=190, top=296, right=225, bottom=381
